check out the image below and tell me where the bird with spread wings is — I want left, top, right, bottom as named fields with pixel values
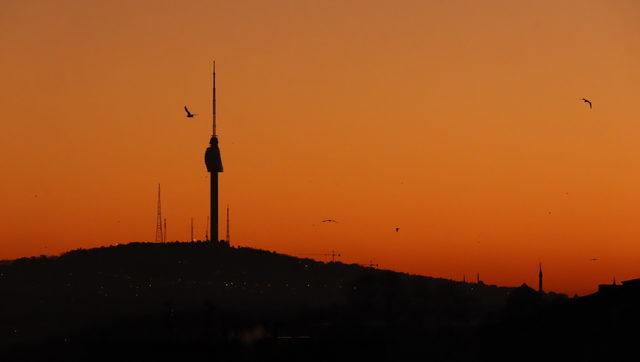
left=184, top=106, right=197, bottom=118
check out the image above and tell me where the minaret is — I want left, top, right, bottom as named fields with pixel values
left=538, top=263, right=543, bottom=293
left=204, top=61, right=224, bottom=244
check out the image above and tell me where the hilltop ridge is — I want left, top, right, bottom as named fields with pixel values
left=0, top=242, right=571, bottom=361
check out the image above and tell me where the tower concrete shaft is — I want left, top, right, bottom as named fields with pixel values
left=210, top=171, right=218, bottom=242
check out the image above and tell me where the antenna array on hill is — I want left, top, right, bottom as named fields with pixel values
left=300, top=251, right=342, bottom=263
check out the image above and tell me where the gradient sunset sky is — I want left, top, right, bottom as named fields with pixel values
left=1, top=1, right=639, bottom=295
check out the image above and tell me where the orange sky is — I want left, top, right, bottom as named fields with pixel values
left=1, top=0, right=639, bottom=295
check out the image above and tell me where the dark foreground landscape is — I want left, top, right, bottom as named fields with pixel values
left=0, top=242, right=637, bottom=361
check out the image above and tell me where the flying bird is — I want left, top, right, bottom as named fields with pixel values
left=321, top=219, right=338, bottom=223
left=394, top=227, right=400, bottom=232
left=590, top=258, right=599, bottom=262
left=184, top=106, right=197, bottom=118
left=581, top=98, right=592, bottom=109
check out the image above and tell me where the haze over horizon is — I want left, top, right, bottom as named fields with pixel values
left=1, top=0, right=640, bottom=296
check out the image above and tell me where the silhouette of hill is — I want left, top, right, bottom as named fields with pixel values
left=4, top=241, right=633, bottom=362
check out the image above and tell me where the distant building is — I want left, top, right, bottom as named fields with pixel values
left=598, top=283, right=617, bottom=294
left=597, top=278, right=639, bottom=294
left=505, top=283, right=542, bottom=317
left=621, top=278, right=640, bottom=287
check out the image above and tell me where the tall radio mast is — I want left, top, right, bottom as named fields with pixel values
left=205, top=216, right=209, bottom=241
left=155, top=184, right=163, bottom=242
left=225, top=205, right=230, bottom=245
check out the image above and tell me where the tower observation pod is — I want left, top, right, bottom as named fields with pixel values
left=204, top=61, right=224, bottom=244
left=205, top=136, right=223, bottom=172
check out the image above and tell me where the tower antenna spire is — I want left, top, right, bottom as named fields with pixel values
left=212, top=60, right=216, bottom=136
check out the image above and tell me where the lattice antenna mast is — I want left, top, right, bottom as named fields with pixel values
left=205, top=216, right=209, bottom=241
left=191, top=217, right=194, bottom=242
left=226, top=205, right=230, bottom=244
left=155, top=184, right=163, bottom=242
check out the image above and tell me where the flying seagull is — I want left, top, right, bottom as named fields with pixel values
left=184, top=106, right=197, bottom=118
left=590, top=258, right=599, bottom=262
left=394, top=227, right=400, bottom=232
left=321, top=219, right=338, bottom=223
left=581, top=98, right=592, bottom=109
